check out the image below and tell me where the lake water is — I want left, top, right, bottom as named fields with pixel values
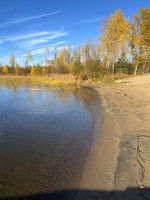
left=0, top=85, right=101, bottom=199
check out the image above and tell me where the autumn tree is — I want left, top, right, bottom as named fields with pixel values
left=31, top=66, right=36, bottom=75
left=41, top=67, right=48, bottom=76
left=10, top=50, right=15, bottom=74
left=15, top=63, right=20, bottom=75
left=131, top=7, right=150, bottom=75
left=54, top=45, right=58, bottom=63
left=72, top=46, right=81, bottom=63
left=26, top=51, right=34, bottom=67
left=45, top=45, right=50, bottom=66
left=0, top=67, right=3, bottom=74
left=81, top=39, right=103, bottom=78
left=22, top=66, right=31, bottom=76
left=3, top=65, right=10, bottom=74
left=66, top=44, right=72, bottom=64
left=71, top=46, right=82, bottom=75
left=82, top=39, right=90, bottom=61
left=35, top=64, right=42, bottom=75
left=91, top=41, right=99, bottom=61
left=54, top=44, right=71, bottom=73
left=98, top=9, right=130, bottom=73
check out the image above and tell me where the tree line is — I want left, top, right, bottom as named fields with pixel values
left=0, top=7, right=149, bottom=80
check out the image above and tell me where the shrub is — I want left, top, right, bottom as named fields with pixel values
left=78, top=72, right=88, bottom=80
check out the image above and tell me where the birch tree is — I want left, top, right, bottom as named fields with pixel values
left=98, top=9, right=130, bottom=73
left=132, top=7, right=150, bottom=74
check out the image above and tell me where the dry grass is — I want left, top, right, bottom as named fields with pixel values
left=0, top=74, right=78, bottom=87
left=0, top=73, right=137, bottom=88
left=101, top=73, right=134, bottom=84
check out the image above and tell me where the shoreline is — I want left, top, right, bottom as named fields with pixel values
left=79, top=74, right=150, bottom=199
left=79, top=106, right=120, bottom=190
left=77, top=84, right=121, bottom=200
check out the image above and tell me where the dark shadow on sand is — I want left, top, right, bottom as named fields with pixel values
left=1, top=188, right=150, bottom=200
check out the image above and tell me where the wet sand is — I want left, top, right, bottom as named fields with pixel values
left=79, top=74, right=150, bottom=199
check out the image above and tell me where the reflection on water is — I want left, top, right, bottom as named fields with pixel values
left=0, top=85, right=101, bottom=198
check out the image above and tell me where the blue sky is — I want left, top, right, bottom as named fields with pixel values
left=0, top=0, right=149, bottom=66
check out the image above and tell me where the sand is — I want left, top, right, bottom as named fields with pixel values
left=78, top=74, right=150, bottom=199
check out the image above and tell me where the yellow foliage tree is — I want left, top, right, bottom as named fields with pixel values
left=15, top=63, right=20, bottom=75
left=98, top=9, right=130, bottom=73
left=45, top=58, right=50, bottom=66
left=41, top=67, right=48, bottom=76
left=132, top=7, right=150, bottom=74
left=31, top=67, right=36, bottom=75
left=82, top=39, right=90, bottom=61
left=72, top=46, right=81, bottom=63
left=3, top=65, right=9, bottom=74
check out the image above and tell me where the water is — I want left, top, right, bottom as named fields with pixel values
left=0, top=85, right=101, bottom=199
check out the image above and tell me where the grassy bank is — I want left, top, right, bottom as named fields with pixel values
left=0, top=73, right=134, bottom=88
left=0, top=74, right=78, bottom=87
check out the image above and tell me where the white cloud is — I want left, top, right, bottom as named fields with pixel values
left=20, top=38, right=48, bottom=48
left=0, top=10, right=60, bottom=28
left=46, top=32, right=68, bottom=40
left=0, top=30, right=68, bottom=45
left=19, top=31, right=69, bottom=49
left=55, top=41, right=66, bottom=45
left=8, top=32, right=50, bottom=41
left=75, top=16, right=104, bottom=24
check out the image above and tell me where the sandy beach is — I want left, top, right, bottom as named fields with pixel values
left=78, top=74, right=150, bottom=199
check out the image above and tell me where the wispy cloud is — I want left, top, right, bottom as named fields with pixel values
left=0, top=31, right=63, bottom=44
left=55, top=41, right=66, bottom=45
left=0, top=10, right=60, bottom=28
left=19, top=31, right=69, bottom=49
left=20, top=38, right=48, bottom=48
left=75, top=16, right=104, bottom=25
left=46, top=31, right=68, bottom=40
left=8, top=32, right=50, bottom=41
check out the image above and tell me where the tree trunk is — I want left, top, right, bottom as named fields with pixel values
left=106, top=60, right=110, bottom=72
left=134, top=63, right=138, bottom=75
left=112, top=60, right=115, bottom=74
